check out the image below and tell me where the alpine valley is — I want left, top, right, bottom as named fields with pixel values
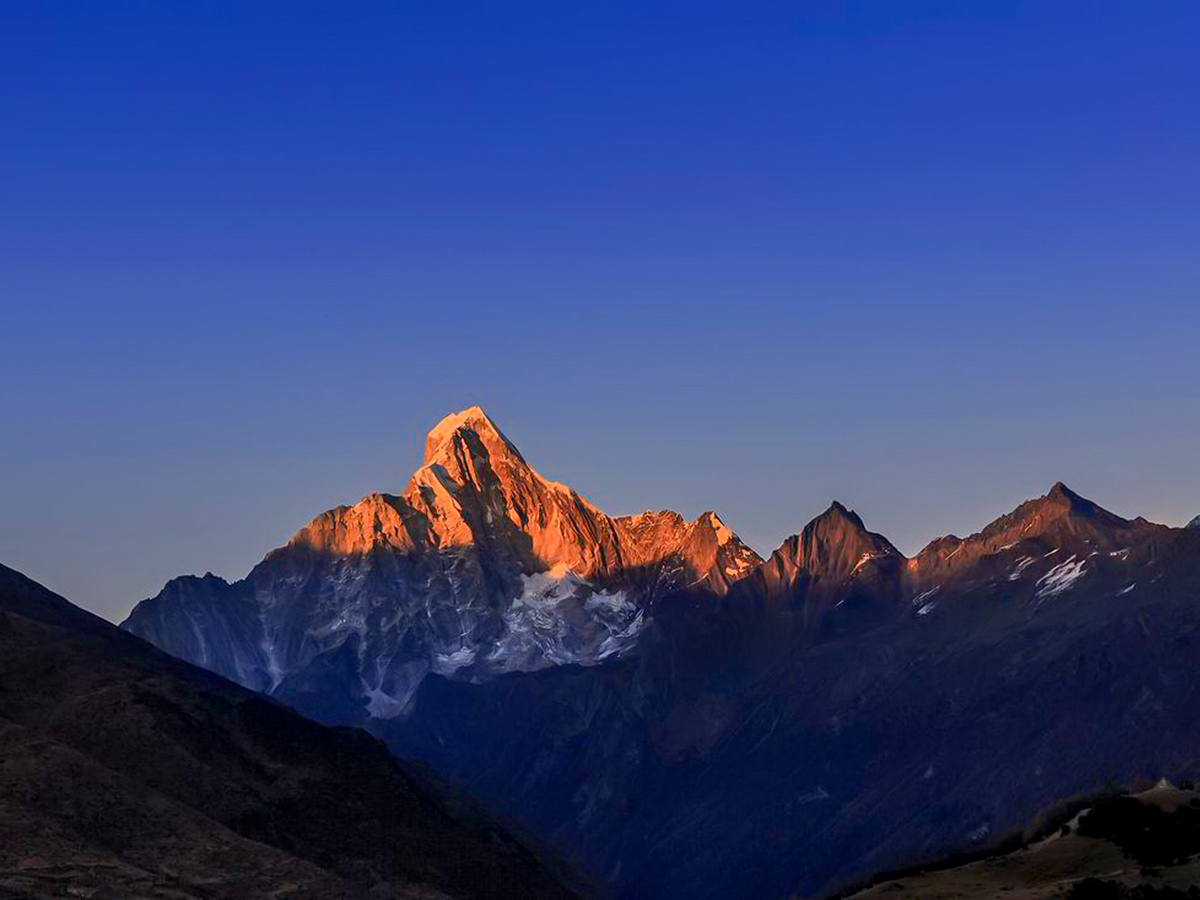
left=123, top=408, right=1200, bottom=900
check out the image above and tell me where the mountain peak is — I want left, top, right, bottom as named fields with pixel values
left=1047, top=480, right=1074, bottom=499
left=1045, top=480, right=1089, bottom=508
left=704, top=511, right=735, bottom=545
left=818, top=500, right=866, bottom=530
left=805, top=501, right=896, bottom=554
left=745, top=501, right=902, bottom=605
left=759, top=501, right=901, bottom=584
left=1037, top=481, right=1118, bottom=522
left=912, top=481, right=1156, bottom=577
left=423, top=406, right=524, bottom=465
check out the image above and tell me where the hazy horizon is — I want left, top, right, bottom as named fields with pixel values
left=4, top=2, right=1200, bottom=622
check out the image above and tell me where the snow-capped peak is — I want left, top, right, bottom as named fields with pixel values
left=423, top=405, right=523, bottom=464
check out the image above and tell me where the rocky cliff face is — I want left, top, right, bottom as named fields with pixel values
left=124, top=406, right=762, bottom=720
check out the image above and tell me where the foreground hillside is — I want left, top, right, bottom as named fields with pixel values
left=124, top=407, right=1200, bottom=899
left=0, top=562, right=579, bottom=900
left=845, top=784, right=1200, bottom=900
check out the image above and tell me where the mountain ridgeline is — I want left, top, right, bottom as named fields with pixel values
left=125, top=407, right=761, bottom=721
left=123, top=408, right=1200, bottom=900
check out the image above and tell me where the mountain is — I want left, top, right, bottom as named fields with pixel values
left=738, top=500, right=907, bottom=631
left=0, top=561, right=580, bottom=899
left=124, top=406, right=761, bottom=722
left=907, top=480, right=1164, bottom=581
left=1188, top=515, right=1200, bottom=529
left=123, top=409, right=1200, bottom=900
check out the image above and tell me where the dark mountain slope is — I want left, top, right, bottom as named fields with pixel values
left=736, top=500, right=908, bottom=634
left=0, top=562, right=581, bottom=900
left=391, top=493, right=1200, bottom=900
left=907, top=482, right=1166, bottom=588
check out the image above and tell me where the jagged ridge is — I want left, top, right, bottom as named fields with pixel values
left=124, top=407, right=762, bottom=719
left=123, top=406, right=1177, bottom=727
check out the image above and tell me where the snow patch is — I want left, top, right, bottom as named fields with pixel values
left=365, top=686, right=409, bottom=719
left=798, top=786, right=830, bottom=804
left=853, top=552, right=881, bottom=574
left=911, top=586, right=940, bottom=607
left=487, top=565, right=646, bottom=672
left=431, top=645, right=477, bottom=675
left=597, top=610, right=645, bottom=659
left=1009, top=556, right=1036, bottom=581
left=1035, top=555, right=1087, bottom=601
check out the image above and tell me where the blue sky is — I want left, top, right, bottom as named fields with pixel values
left=3, top=1, right=1199, bottom=621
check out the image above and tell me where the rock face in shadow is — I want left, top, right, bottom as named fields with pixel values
left=0, top=562, right=581, bottom=900
left=119, top=409, right=1200, bottom=900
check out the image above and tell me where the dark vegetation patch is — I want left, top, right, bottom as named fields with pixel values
left=1077, top=798, right=1200, bottom=867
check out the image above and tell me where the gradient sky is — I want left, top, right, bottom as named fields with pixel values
left=3, top=1, right=1199, bottom=622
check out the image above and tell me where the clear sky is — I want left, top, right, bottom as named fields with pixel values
left=3, top=1, right=1199, bottom=622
